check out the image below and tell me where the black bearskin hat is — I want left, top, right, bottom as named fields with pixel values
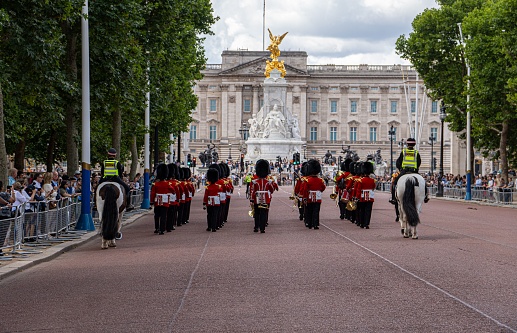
left=363, top=161, right=374, bottom=175
left=341, top=158, right=353, bottom=172
left=208, top=163, right=221, bottom=177
left=183, top=168, right=192, bottom=179
left=306, top=159, right=321, bottom=176
left=177, top=167, right=184, bottom=181
left=156, top=163, right=168, bottom=180
left=349, top=162, right=357, bottom=176
left=255, top=159, right=270, bottom=178
left=167, top=163, right=178, bottom=180
left=300, top=162, right=308, bottom=176
left=219, top=162, right=229, bottom=178
left=206, top=168, right=219, bottom=184
left=355, top=162, right=364, bottom=175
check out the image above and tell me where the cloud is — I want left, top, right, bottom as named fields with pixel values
left=203, top=0, right=438, bottom=65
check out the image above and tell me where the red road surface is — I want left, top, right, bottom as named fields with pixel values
left=0, top=185, right=516, bottom=333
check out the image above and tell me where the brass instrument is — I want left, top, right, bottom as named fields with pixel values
left=329, top=188, right=338, bottom=200
left=248, top=203, right=254, bottom=218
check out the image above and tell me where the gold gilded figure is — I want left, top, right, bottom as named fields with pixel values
left=265, top=29, right=288, bottom=78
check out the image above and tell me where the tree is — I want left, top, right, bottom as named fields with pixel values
left=463, top=0, right=517, bottom=180
left=395, top=0, right=515, bottom=179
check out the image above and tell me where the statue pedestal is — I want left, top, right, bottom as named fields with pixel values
left=245, top=138, right=304, bottom=162
left=244, top=69, right=305, bottom=163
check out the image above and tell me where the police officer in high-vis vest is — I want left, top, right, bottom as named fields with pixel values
left=389, top=138, right=429, bottom=204
left=99, top=148, right=134, bottom=211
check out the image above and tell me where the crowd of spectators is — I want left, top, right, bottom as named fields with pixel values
left=0, top=167, right=145, bottom=217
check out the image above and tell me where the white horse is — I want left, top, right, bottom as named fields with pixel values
left=96, top=182, right=126, bottom=249
left=396, top=174, right=426, bottom=239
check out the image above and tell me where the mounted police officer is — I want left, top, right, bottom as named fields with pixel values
left=99, top=148, right=134, bottom=211
left=389, top=138, right=429, bottom=205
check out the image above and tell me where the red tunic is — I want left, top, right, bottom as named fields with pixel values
left=167, top=179, right=181, bottom=206
left=203, top=183, right=222, bottom=206
left=250, top=178, right=276, bottom=205
left=151, top=180, right=171, bottom=207
left=353, top=176, right=376, bottom=202
left=301, top=176, right=326, bottom=203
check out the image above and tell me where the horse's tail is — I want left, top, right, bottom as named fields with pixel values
left=402, top=177, right=420, bottom=226
left=101, top=185, right=119, bottom=240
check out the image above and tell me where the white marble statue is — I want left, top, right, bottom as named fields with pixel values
left=291, top=116, right=301, bottom=140
left=263, top=104, right=286, bottom=138
left=248, top=115, right=259, bottom=138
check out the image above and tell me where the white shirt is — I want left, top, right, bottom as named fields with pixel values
left=13, top=190, right=31, bottom=212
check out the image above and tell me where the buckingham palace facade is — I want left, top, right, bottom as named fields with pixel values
left=186, top=50, right=460, bottom=175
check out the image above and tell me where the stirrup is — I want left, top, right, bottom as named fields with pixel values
left=389, top=199, right=397, bottom=205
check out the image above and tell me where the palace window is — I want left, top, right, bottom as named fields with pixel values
left=190, top=125, right=197, bottom=140
left=330, top=100, right=338, bottom=113
left=370, top=127, right=377, bottom=142
left=411, top=100, right=416, bottom=113
left=431, top=101, right=438, bottom=113
left=243, top=99, right=251, bottom=112
left=310, top=100, right=318, bottom=113
left=350, top=127, right=357, bottom=142
left=390, top=100, right=398, bottom=113
left=350, top=100, right=357, bottom=113
left=209, top=99, right=217, bottom=112
left=330, top=127, right=337, bottom=142
left=430, top=127, right=438, bottom=141
left=371, top=100, right=377, bottom=113
left=310, top=127, right=318, bottom=141
left=209, top=125, right=217, bottom=140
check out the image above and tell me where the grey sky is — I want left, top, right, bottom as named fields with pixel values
left=203, top=0, right=438, bottom=65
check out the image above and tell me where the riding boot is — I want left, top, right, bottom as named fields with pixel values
left=126, top=194, right=135, bottom=211
left=389, top=188, right=397, bottom=205
left=424, top=187, right=430, bottom=203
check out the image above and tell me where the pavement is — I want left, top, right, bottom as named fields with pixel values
left=0, top=208, right=152, bottom=280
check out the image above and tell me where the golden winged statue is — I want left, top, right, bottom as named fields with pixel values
left=265, top=29, right=288, bottom=78
left=267, top=28, right=288, bottom=61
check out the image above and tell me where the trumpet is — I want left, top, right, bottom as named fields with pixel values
left=329, top=188, right=338, bottom=200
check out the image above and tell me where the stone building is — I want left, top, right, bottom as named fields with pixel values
left=187, top=50, right=457, bottom=176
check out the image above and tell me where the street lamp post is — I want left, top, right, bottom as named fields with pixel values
left=302, top=144, right=307, bottom=161
left=238, top=123, right=249, bottom=175
left=388, top=126, right=396, bottom=176
left=429, top=136, right=435, bottom=174
left=437, top=102, right=447, bottom=197
left=228, top=143, right=232, bottom=161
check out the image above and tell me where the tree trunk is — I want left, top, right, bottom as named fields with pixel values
left=62, top=22, right=79, bottom=178
left=14, top=140, right=26, bottom=172
left=46, top=130, right=57, bottom=172
left=130, top=134, right=138, bottom=181
left=0, top=83, right=8, bottom=185
left=499, top=120, right=509, bottom=183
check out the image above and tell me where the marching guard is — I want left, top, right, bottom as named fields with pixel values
left=300, top=159, right=326, bottom=229
left=353, top=162, right=376, bottom=229
left=151, top=163, right=170, bottom=234
left=203, top=168, right=222, bottom=232
left=166, top=163, right=180, bottom=232
left=250, top=159, right=276, bottom=233
left=293, top=162, right=307, bottom=221
left=184, top=167, right=195, bottom=224
left=333, top=158, right=352, bottom=220
left=345, top=162, right=360, bottom=224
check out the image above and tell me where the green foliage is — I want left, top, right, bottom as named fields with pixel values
left=0, top=0, right=218, bottom=171
left=396, top=0, right=517, bottom=174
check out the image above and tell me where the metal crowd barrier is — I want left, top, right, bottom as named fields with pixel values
left=1, top=189, right=147, bottom=259
left=374, top=180, right=515, bottom=206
